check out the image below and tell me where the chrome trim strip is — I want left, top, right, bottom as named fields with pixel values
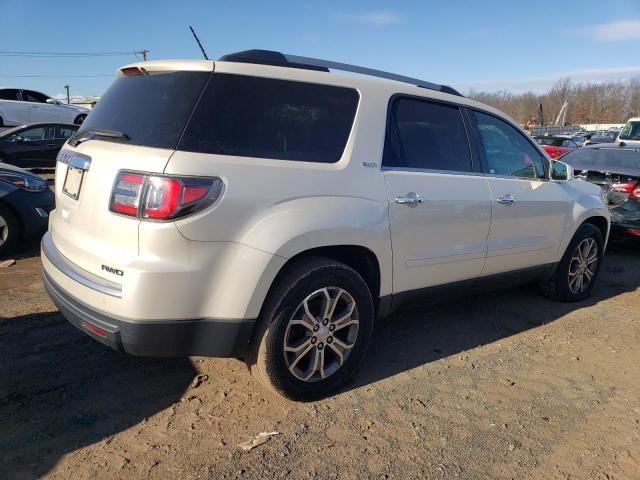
left=41, top=234, right=122, bottom=298
left=382, top=166, right=483, bottom=176
left=57, top=149, right=92, bottom=171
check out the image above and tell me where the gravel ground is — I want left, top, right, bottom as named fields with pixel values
left=0, top=244, right=639, bottom=479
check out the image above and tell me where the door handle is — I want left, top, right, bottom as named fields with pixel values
left=395, top=192, right=424, bottom=207
left=497, top=194, right=516, bottom=205
left=47, top=144, right=56, bottom=147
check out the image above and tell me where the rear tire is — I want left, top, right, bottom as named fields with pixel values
left=540, top=223, right=604, bottom=302
left=247, top=257, right=374, bottom=400
left=0, top=203, right=19, bottom=258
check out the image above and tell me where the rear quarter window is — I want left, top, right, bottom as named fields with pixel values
left=179, top=74, right=360, bottom=163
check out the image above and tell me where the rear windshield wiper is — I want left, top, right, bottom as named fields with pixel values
left=68, top=128, right=130, bottom=147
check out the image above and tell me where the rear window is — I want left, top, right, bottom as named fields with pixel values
left=179, top=74, right=360, bottom=163
left=80, top=71, right=210, bottom=149
left=562, top=148, right=640, bottom=170
left=535, top=137, right=564, bottom=147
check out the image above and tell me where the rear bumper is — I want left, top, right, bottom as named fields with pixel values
left=42, top=269, right=255, bottom=357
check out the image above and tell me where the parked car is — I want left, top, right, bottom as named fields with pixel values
left=0, top=123, right=79, bottom=168
left=618, top=117, right=640, bottom=147
left=0, top=88, right=90, bottom=127
left=41, top=50, right=610, bottom=400
left=562, top=144, right=640, bottom=242
left=0, top=162, right=54, bottom=257
left=585, top=132, right=617, bottom=145
left=534, top=136, right=579, bottom=158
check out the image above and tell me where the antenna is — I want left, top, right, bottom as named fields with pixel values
left=189, top=26, right=209, bottom=60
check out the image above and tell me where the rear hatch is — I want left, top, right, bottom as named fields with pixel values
left=51, top=63, right=212, bottom=280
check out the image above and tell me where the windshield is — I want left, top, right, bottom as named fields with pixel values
left=80, top=71, right=210, bottom=149
left=619, top=121, right=640, bottom=140
left=562, top=148, right=640, bottom=171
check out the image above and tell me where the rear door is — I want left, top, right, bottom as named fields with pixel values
left=469, top=110, right=569, bottom=276
left=383, top=97, right=492, bottom=295
left=22, top=90, right=62, bottom=123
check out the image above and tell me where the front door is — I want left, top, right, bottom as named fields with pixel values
left=383, top=97, right=492, bottom=295
left=470, top=110, right=569, bottom=276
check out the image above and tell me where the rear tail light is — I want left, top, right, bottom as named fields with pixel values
left=610, top=181, right=640, bottom=199
left=110, top=171, right=223, bottom=220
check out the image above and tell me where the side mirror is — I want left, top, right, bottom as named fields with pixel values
left=46, top=98, right=61, bottom=105
left=551, top=160, right=573, bottom=181
left=9, top=135, right=24, bottom=143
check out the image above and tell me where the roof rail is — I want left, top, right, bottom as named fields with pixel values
left=219, top=49, right=463, bottom=97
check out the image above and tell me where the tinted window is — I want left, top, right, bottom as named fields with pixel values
left=561, top=139, right=577, bottom=148
left=383, top=98, right=472, bottom=172
left=562, top=148, right=640, bottom=171
left=180, top=74, right=359, bottom=163
left=22, top=90, right=49, bottom=103
left=56, top=125, right=78, bottom=138
left=80, top=71, right=209, bottom=149
left=473, top=111, right=546, bottom=179
left=18, top=127, right=47, bottom=140
left=536, top=137, right=564, bottom=147
left=0, top=89, right=20, bottom=101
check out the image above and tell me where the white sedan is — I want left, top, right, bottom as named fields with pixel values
left=0, top=88, right=90, bottom=127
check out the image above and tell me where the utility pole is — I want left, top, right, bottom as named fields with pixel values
left=136, top=49, right=149, bottom=61
left=64, top=85, right=70, bottom=104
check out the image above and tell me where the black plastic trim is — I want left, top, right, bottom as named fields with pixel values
left=43, top=270, right=256, bottom=358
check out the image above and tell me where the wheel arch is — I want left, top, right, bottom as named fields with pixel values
left=582, top=215, right=609, bottom=245
left=257, top=244, right=383, bottom=319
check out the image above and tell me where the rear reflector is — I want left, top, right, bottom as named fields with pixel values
left=110, top=171, right=223, bottom=220
left=81, top=321, right=107, bottom=337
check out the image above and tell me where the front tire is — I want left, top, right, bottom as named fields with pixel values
left=248, top=257, right=374, bottom=400
left=540, top=223, right=604, bottom=302
left=0, top=203, right=19, bottom=258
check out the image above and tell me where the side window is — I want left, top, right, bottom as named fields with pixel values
left=383, top=97, right=472, bottom=172
left=56, top=126, right=77, bottom=139
left=473, top=111, right=546, bottom=179
left=22, top=90, right=49, bottom=103
left=17, top=127, right=45, bottom=141
left=562, top=139, right=577, bottom=148
left=0, top=89, right=20, bottom=101
left=180, top=74, right=359, bottom=163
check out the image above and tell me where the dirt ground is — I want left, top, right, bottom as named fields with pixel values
left=1, top=243, right=639, bottom=480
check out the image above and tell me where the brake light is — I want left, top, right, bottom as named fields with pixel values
left=111, top=173, right=144, bottom=215
left=110, top=171, right=223, bottom=220
left=627, top=228, right=640, bottom=236
left=610, top=181, right=640, bottom=198
left=120, top=67, right=146, bottom=76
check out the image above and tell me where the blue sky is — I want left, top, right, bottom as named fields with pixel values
left=1, top=0, right=640, bottom=98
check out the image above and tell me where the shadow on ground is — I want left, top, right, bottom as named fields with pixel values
left=0, top=311, right=197, bottom=479
left=349, top=245, right=640, bottom=391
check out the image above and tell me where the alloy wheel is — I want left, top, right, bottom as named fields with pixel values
left=283, top=287, right=360, bottom=382
left=0, top=214, right=8, bottom=247
left=568, top=237, right=598, bottom=294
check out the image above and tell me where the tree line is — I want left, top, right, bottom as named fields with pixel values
left=467, top=77, right=640, bottom=126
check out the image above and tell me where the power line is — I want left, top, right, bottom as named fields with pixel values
left=0, top=74, right=113, bottom=78
left=0, top=50, right=137, bottom=57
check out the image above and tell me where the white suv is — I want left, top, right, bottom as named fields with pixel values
left=41, top=50, right=610, bottom=400
left=0, top=88, right=90, bottom=127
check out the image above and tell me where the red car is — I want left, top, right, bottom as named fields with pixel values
left=534, top=136, right=579, bottom=159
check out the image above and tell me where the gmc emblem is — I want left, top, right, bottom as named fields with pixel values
left=101, top=264, right=124, bottom=277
